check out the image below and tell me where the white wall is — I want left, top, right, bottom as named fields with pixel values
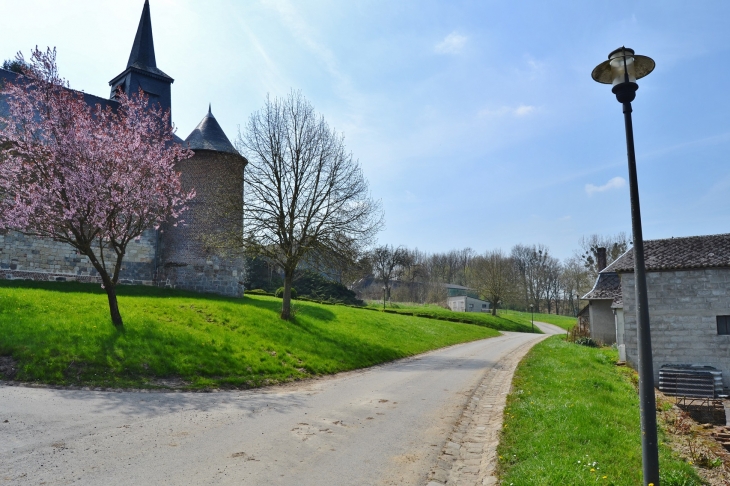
left=447, top=296, right=490, bottom=313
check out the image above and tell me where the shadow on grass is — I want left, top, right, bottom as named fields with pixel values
left=0, top=281, right=340, bottom=323
left=241, top=295, right=336, bottom=322
left=0, top=279, right=239, bottom=302
left=2, top=278, right=499, bottom=393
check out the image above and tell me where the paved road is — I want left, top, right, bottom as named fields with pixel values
left=0, top=323, right=563, bottom=485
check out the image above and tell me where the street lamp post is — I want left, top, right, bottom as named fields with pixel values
left=529, top=304, right=534, bottom=333
left=592, top=46, right=658, bottom=486
left=382, top=286, right=387, bottom=311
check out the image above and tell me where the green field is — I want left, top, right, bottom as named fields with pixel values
left=497, top=336, right=703, bottom=485
left=366, top=301, right=576, bottom=332
left=0, top=280, right=498, bottom=389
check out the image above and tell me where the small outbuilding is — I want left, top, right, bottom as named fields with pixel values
left=445, top=284, right=490, bottom=313
left=586, top=234, right=730, bottom=390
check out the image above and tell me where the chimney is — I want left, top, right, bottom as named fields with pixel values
left=597, top=247, right=607, bottom=272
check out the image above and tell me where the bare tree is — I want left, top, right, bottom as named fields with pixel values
left=468, top=250, right=516, bottom=316
left=561, top=256, right=592, bottom=315
left=238, top=91, right=383, bottom=319
left=369, top=245, right=408, bottom=301
left=579, top=232, right=630, bottom=277
left=542, top=257, right=562, bottom=314
left=510, top=243, right=559, bottom=312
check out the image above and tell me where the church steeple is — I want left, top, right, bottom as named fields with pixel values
left=109, top=1, right=173, bottom=120
left=127, top=0, right=157, bottom=70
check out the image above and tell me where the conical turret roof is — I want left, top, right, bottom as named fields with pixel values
left=185, top=105, right=240, bottom=155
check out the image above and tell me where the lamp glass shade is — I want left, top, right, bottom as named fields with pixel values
left=609, top=49, right=636, bottom=86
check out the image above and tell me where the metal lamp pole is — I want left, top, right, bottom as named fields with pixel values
left=530, top=304, right=534, bottom=332
left=592, top=47, right=658, bottom=486
left=382, top=286, right=386, bottom=310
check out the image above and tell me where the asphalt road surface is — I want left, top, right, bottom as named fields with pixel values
left=0, top=323, right=563, bottom=485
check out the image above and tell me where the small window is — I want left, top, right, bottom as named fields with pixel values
left=469, top=304, right=474, bottom=309
left=717, top=316, right=730, bottom=335
left=482, top=304, right=487, bottom=308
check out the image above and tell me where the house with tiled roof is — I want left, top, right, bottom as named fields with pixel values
left=0, top=1, right=248, bottom=296
left=587, top=233, right=730, bottom=389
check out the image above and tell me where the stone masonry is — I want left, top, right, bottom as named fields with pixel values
left=0, top=229, right=157, bottom=285
left=157, top=146, right=246, bottom=298
left=621, top=268, right=730, bottom=388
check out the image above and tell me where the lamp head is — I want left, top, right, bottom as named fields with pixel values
left=592, top=47, right=655, bottom=103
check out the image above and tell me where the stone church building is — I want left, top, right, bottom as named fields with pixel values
left=0, top=1, right=247, bottom=297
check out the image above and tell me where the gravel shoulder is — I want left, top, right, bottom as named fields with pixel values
left=426, top=322, right=563, bottom=486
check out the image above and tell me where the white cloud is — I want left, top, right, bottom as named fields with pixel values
left=435, top=32, right=467, bottom=54
left=478, top=104, right=537, bottom=118
left=514, top=105, right=535, bottom=116
left=585, top=177, right=626, bottom=195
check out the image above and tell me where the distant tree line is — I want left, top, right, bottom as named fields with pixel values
left=353, top=232, right=630, bottom=315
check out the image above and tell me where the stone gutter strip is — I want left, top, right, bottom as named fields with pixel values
left=427, top=335, right=547, bottom=486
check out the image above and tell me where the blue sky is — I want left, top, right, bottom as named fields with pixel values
left=2, top=0, right=729, bottom=260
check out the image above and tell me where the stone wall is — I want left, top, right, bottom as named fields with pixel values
left=0, top=229, right=157, bottom=285
left=0, top=150, right=246, bottom=297
left=621, top=268, right=730, bottom=389
left=157, top=256, right=244, bottom=296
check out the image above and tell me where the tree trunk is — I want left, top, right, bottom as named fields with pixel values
left=104, top=282, right=124, bottom=329
left=280, top=269, right=294, bottom=320
left=83, top=249, right=124, bottom=329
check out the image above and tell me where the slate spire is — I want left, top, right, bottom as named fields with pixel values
left=109, top=1, right=173, bottom=117
left=127, top=0, right=156, bottom=70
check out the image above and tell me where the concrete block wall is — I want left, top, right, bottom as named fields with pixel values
left=588, top=299, right=616, bottom=345
left=0, top=229, right=157, bottom=285
left=621, top=268, right=730, bottom=388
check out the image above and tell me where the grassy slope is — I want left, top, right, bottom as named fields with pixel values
left=498, top=309, right=576, bottom=331
left=0, top=281, right=497, bottom=389
left=497, top=336, right=703, bottom=486
left=366, top=302, right=576, bottom=332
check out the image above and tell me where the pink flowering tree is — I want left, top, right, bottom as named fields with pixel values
left=0, top=48, right=194, bottom=329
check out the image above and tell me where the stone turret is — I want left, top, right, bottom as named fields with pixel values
left=157, top=107, right=248, bottom=296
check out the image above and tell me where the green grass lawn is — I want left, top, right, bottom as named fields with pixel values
left=365, top=301, right=577, bottom=333
left=497, top=336, right=703, bottom=486
left=0, top=280, right=498, bottom=389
